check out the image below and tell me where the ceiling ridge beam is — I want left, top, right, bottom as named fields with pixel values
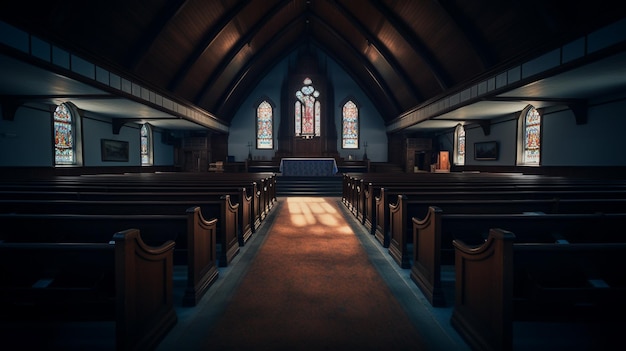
left=211, top=17, right=310, bottom=115
left=305, top=13, right=403, bottom=112
left=213, top=14, right=402, bottom=117
left=309, top=37, right=397, bottom=119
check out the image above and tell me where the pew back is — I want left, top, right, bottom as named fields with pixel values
left=0, top=228, right=177, bottom=351
left=410, top=206, right=626, bottom=307
left=451, top=228, right=626, bottom=351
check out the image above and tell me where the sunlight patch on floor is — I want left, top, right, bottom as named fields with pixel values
left=286, top=197, right=349, bottom=231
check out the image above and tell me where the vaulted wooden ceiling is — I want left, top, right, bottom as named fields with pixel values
left=1, top=0, right=625, bottom=133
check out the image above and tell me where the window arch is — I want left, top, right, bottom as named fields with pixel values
left=342, top=100, right=359, bottom=149
left=54, top=102, right=76, bottom=165
left=295, top=77, right=320, bottom=137
left=518, top=105, right=541, bottom=165
left=141, top=123, right=153, bottom=165
left=256, top=100, right=274, bottom=149
left=454, top=124, right=465, bottom=165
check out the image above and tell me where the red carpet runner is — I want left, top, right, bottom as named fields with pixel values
left=202, top=197, right=427, bottom=350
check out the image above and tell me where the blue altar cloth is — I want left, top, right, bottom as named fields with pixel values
left=279, top=158, right=338, bottom=177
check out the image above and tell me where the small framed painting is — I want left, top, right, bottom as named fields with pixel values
left=101, top=139, right=129, bottom=162
left=474, top=141, right=498, bottom=160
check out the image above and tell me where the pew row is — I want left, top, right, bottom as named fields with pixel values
left=408, top=206, right=626, bottom=307
left=451, top=228, right=626, bottom=351
left=371, top=186, right=626, bottom=250
left=0, top=172, right=277, bottom=219
left=0, top=228, right=177, bottom=351
left=386, top=194, right=626, bottom=266
left=0, top=195, right=239, bottom=269
left=0, top=186, right=255, bottom=244
left=342, top=172, right=626, bottom=216
left=374, top=189, right=559, bottom=246
left=0, top=205, right=226, bottom=307
left=388, top=195, right=563, bottom=267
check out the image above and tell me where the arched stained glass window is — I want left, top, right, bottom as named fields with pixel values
left=256, top=100, right=273, bottom=149
left=523, top=107, right=541, bottom=165
left=141, top=123, right=152, bottom=165
left=54, top=103, right=75, bottom=165
left=295, top=77, right=320, bottom=137
left=454, top=124, right=465, bottom=165
left=342, top=100, right=358, bottom=149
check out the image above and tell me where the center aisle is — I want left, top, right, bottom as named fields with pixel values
left=156, top=197, right=470, bottom=351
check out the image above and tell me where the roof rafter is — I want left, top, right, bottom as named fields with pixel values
left=368, top=0, right=453, bottom=90
left=125, top=0, right=190, bottom=71
left=434, top=0, right=494, bottom=69
left=213, top=13, right=402, bottom=117
left=330, top=0, right=422, bottom=101
left=193, top=0, right=293, bottom=104
left=168, top=0, right=253, bottom=92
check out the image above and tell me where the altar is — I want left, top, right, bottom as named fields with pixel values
left=279, top=157, right=338, bottom=177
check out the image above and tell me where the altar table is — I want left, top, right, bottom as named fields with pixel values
left=279, top=158, right=338, bottom=177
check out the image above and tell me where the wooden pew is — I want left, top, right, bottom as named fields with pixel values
left=370, top=186, right=626, bottom=250
left=451, top=228, right=626, bottom=351
left=0, top=183, right=258, bottom=242
left=0, top=228, right=177, bottom=351
left=1, top=203, right=220, bottom=307
left=184, top=207, right=220, bottom=307
left=0, top=170, right=277, bottom=220
left=0, top=188, right=253, bottom=246
left=344, top=172, right=626, bottom=221
left=387, top=194, right=626, bottom=267
left=388, top=195, right=561, bottom=267
left=408, top=206, right=626, bottom=307
left=0, top=199, right=239, bottom=264
left=0, top=206, right=220, bottom=307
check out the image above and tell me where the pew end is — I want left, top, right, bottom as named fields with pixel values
left=0, top=228, right=178, bottom=351
left=451, top=228, right=626, bottom=351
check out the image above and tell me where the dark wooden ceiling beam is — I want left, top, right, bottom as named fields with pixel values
left=308, top=13, right=402, bottom=114
left=329, top=0, right=423, bottom=101
left=125, top=0, right=190, bottom=71
left=213, top=13, right=402, bottom=118
left=368, top=0, right=453, bottom=90
left=168, top=0, right=252, bottom=92
left=434, top=0, right=495, bottom=69
left=309, top=37, right=398, bottom=119
left=193, top=0, right=292, bottom=104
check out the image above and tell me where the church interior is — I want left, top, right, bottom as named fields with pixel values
left=1, top=1, right=626, bottom=350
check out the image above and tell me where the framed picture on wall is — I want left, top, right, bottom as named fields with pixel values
left=474, top=141, right=498, bottom=160
left=101, top=139, right=129, bottom=162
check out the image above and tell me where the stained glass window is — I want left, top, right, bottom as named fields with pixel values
left=342, top=100, right=358, bottom=149
left=455, top=124, right=465, bottom=165
left=523, top=107, right=541, bottom=164
left=54, top=103, right=74, bottom=165
left=295, top=78, right=320, bottom=137
left=256, top=100, right=273, bottom=149
left=141, top=123, right=152, bottom=165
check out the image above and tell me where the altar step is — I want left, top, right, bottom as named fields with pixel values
left=275, top=176, right=343, bottom=197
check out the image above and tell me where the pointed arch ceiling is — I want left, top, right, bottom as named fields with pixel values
left=0, top=0, right=625, bottom=134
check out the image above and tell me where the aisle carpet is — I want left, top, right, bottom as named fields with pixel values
left=199, top=197, right=427, bottom=350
